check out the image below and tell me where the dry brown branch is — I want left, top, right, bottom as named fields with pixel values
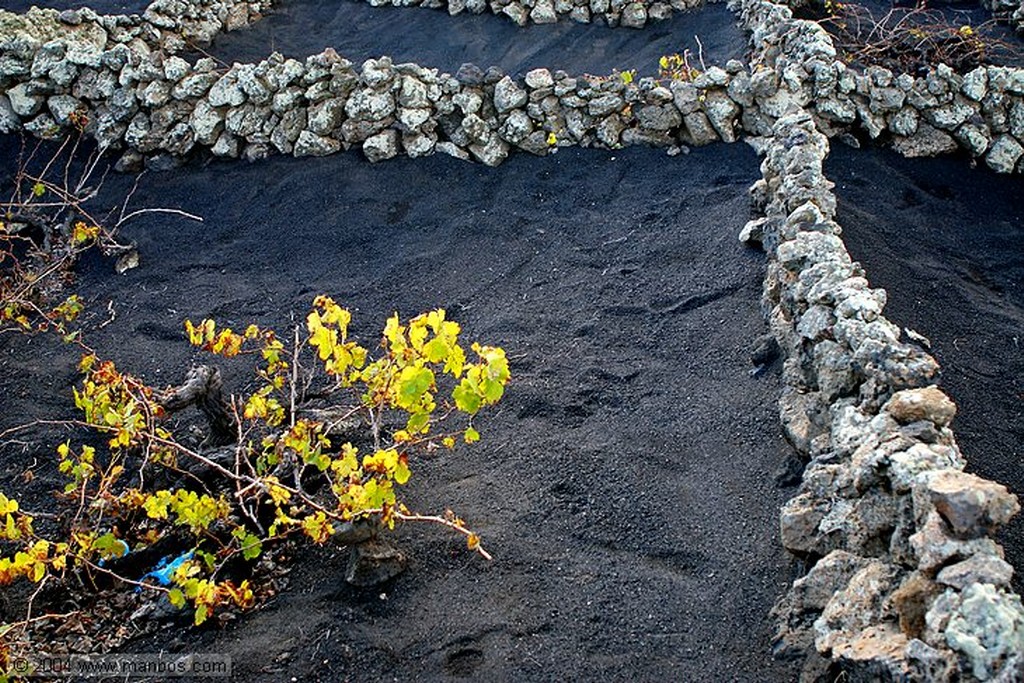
left=814, top=0, right=1023, bottom=73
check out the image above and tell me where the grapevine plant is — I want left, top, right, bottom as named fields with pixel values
left=0, top=296, right=509, bottom=663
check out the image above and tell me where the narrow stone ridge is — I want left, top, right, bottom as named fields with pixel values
left=732, top=0, right=1024, bottom=678
left=746, top=106, right=1024, bottom=683
left=346, top=0, right=708, bottom=28
left=3, top=0, right=1024, bottom=171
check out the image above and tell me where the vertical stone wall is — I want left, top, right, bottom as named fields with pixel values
left=747, top=107, right=1023, bottom=682
left=734, top=0, right=1024, bottom=677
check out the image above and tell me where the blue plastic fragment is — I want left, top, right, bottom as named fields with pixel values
left=137, top=551, right=194, bottom=591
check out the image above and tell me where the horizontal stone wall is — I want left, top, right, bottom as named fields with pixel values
left=0, top=5, right=756, bottom=170
left=731, top=0, right=1024, bottom=173
left=6, top=0, right=1024, bottom=173
left=352, top=0, right=706, bottom=28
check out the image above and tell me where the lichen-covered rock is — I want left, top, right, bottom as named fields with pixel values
left=344, top=88, right=394, bottom=121
left=703, top=89, right=740, bottom=142
left=362, top=129, right=398, bottom=162
left=529, top=0, right=558, bottom=24
left=909, top=510, right=1005, bottom=572
left=588, top=93, right=624, bottom=117
left=985, top=134, right=1024, bottom=173
left=890, top=123, right=958, bottom=158
left=524, top=67, right=553, bottom=90
left=307, top=97, right=346, bottom=135
left=928, top=583, right=1024, bottom=680
left=814, top=560, right=901, bottom=653
left=493, top=75, right=527, bottom=114
left=293, top=129, right=340, bottom=157
left=620, top=2, right=647, bottom=27
left=781, top=492, right=832, bottom=554
left=468, top=136, right=509, bottom=166
left=207, top=71, right=246, bottom=107
left=889, top=443, right=965, bottom=494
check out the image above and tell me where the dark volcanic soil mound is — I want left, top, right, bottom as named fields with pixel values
left=827, top=143, right=1024, bottom=595
left=0, top=138, right=801, bottom=681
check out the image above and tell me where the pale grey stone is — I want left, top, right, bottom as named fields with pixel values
left=468, top=136, right=509, bottom=166
left=530, top=0, right=558, bottom=23
left=703, top=90, right=739, bottom=142
left=494, top=76, right=527, bottom=113
left=362, top=129, right=399, bottom=162
left=891, top=123, right=957, bottom=158
left=402, top=131, right=436, bottom=158
left=207, top=73, right=245, bottom=107
left=7, top=82, right=43, bottom=117
left=588, top=93, right=624, bottom=117
left=620, top=2, right=647, bottom=27
left=46, top=94, right=81, bottom=126
left=293, top=129, right=340, bottom=157
left=525, top=68, right=554, bottom=90
left=937, top=555, right=1015, bottom=591
left=344, top=89, right=395, bottom=121
left=307, top=97, right=346, bottom=135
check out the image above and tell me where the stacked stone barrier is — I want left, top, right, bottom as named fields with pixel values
left=0, top=4, right=759, bottom=170
left=747, top=107, right=1024, bottom=682
left=736, top=0, right=1024, bottom=679
left=732, top=0, right=1024, bottom=173
left=4, top=0, right=1024, bottom=172
left=356, top=0, right=706, bottom=28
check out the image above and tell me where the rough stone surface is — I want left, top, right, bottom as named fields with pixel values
left=345, top=539, right=408, bottom=587
left=920, top=470, right=1021, bottom=537
left=885, top=386, right=957, bottom=427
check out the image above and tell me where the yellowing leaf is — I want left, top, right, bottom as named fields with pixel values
left=464, top=427, right=480, bottom=444
left=168, top=588, right=186, bottom=608
left=394, top=454, right=411, bottom=485
left=453, top=380, right=481, bottom=415
left=423, top=338, right=449, bottom=363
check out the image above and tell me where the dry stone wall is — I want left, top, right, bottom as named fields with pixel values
left=747, top=107, right=1024, bottom=682
left=732, top=0, right=1024, bottom=173
left=354, top=0, right=706, bottom=28
left=738, top=0, right=1024, bottom=680
left=0, top=4, right=757, bottom=170
left=5, top=0, right=1024, bottom=172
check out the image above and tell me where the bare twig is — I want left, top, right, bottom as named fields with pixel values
left=115, top=207, right=203, bottom=229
